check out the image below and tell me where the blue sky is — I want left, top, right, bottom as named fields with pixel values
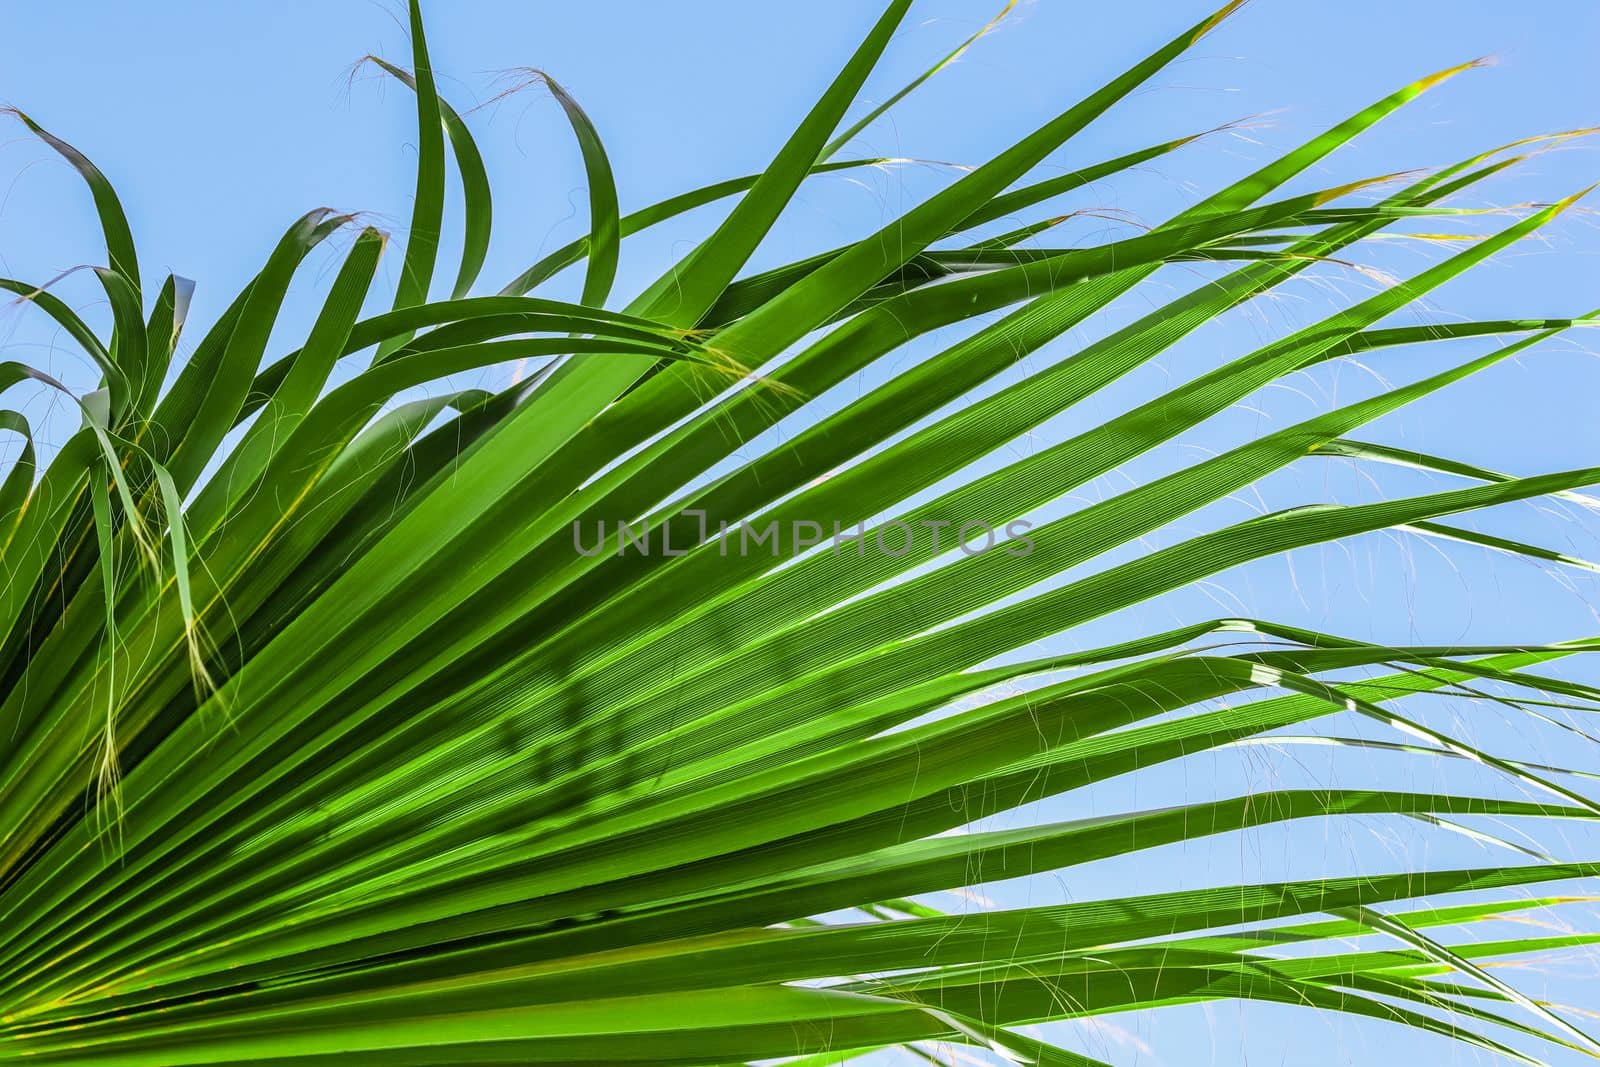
left=3, top=2, right=1600, bottom=1063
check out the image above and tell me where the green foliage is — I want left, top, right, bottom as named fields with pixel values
left=0, top=2, right=1597, bottom=1063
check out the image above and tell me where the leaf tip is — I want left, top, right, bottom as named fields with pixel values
left=1195, top=0, right=1250, bottom=41
left=1313, top=169, right=1421, bottom=207
left=1561, top=183, right=1600, bottom=210
left=1416, top=58, right=1491, bottom=94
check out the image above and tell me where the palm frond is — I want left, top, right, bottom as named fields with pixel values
left=0, top=2, right=1596, bottom=1063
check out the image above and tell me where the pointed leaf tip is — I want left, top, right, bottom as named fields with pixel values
left=1417, top=59, right=1488, bottom=93
left=1311, top=170, right=1422, bottom=207
left=1195, top=0, right=1250, bottom=41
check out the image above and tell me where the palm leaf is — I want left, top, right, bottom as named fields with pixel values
left=0, top=2, right=1596, bottom=1063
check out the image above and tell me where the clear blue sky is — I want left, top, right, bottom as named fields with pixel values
left=3, top=2, right=1599, bottom=1063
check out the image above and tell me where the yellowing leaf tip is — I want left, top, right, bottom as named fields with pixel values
left=1559, top=183, right=1599, bottom=209
left=1412, top=59, right=1487, bottom=96
left=1195, top=0, right=1250, bottom=41
left=1313, top=170, right=1419, bottom=207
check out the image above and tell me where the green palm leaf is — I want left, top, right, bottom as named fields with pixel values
left=0, top=2, right=1596, bottom=1063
